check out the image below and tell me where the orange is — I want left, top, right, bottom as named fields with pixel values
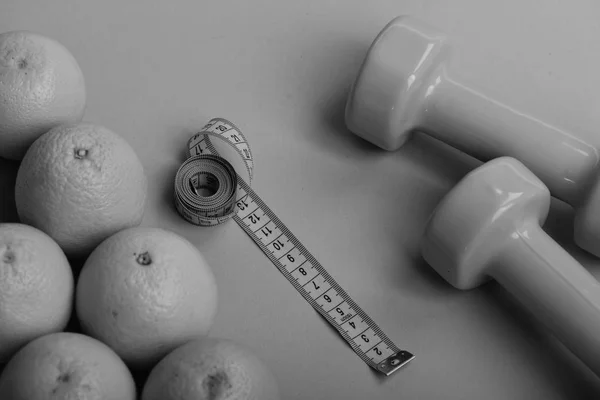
left=14, top=122, right=147, bottom=259
left=142, top=337, right=280, bottom=400
left=0, top=223, right=73, bottom=364
left=0, top=332, right=136, bottom=399
left=75, top=227, right=218, bottom=370
left=0, top=30, right=86, bottom=160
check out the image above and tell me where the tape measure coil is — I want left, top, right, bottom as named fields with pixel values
left=174, top=154, right=238, bottom=226
left=174, top=118, right=254, bottom=226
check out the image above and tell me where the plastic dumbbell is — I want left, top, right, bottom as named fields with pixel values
left=421, top=156, right=600, bottom=377
left=345, top=15, right=600, bottom=257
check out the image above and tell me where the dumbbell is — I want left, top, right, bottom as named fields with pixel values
left=345, top=15, right=600, bottom=257
left=421, top=156, right=600, bottom=376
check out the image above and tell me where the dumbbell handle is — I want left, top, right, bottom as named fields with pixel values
left=418, top=70, right=598, bottom=206
left=492, top=221, right=600, bottom=375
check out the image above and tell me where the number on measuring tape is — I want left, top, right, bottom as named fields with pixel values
left=174, top=117, right=414, bottom=376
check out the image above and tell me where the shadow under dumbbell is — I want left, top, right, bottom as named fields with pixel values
left=543, top=198, right=600, bottom=275
left=392, top=134, right=482, bottom=292
left=317, top=88, right=388, bottom=158
left=399, top=132, right=482, bottom=189
left=488, top=282, right=600, bottom=398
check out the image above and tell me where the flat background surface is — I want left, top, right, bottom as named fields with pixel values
left=3, top=0, right=600, bottom=398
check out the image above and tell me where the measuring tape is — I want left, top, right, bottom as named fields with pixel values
left=174, top=117, right=414, bottom=376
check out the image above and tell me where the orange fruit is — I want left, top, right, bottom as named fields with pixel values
left=0, top=332, right=136, bottom=400
left=75, top=227, right=218, bottom=370
left=142, top=337, right=280, bottom=400
left=0, top=30, right=86, bottom=160
left=0, top=223, right=73, bottom=364
left=14, top=122, right=148, bottom=259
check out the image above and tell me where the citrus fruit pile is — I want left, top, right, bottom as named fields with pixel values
left=0, top=30, right=280, bottom=399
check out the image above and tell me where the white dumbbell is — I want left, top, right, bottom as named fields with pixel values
left=345, top=15, right=600, bottom=257
left=421, top=156, right=600, bottom=376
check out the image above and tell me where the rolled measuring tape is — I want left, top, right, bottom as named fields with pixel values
left=174, top=117, right=414, bottom=376
left=174, top=118, right=253, bottom=226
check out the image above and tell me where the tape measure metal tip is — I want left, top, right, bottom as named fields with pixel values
left=376, top=351, right=415, bottom=376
